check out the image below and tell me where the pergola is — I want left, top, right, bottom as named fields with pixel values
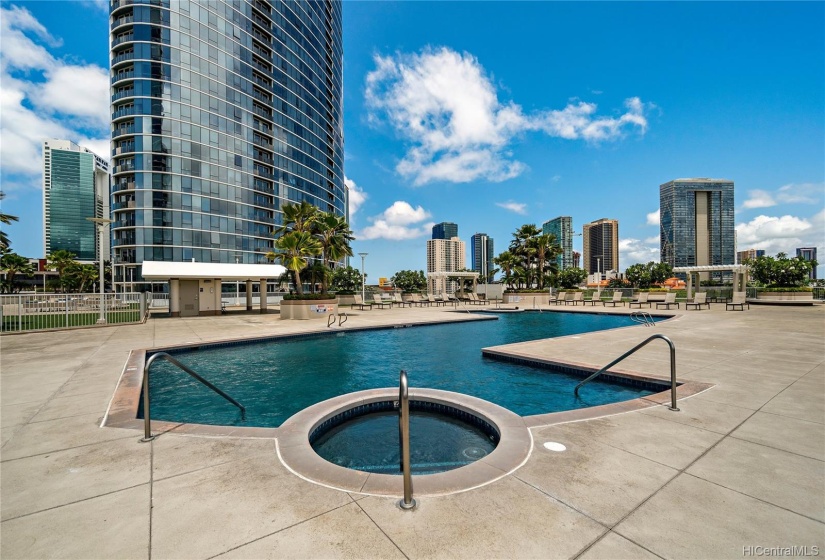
left=427, top=271, right=480, bottom=295
left=673, top=264, right=749, bottom=299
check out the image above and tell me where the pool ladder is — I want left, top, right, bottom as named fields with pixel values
left=574, top=334, right=680, bottom=412
left=327, top=311, right=348, bottom=327
left=139, top=352, right=246, bottom=442
left=630, top=310, right=655, bottom=327
left=398, top=369, right=416, bottom=510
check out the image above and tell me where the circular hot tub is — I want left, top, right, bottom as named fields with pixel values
left=277, top=388, right=532, bottom=497
left=310, top=401, right=499, bottom=475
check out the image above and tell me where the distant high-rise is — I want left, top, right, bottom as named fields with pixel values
left=432, top=222, right=458, bottom=240
left=582, top=218, right=619, bottom=274
left=796, top=247, right=818, bottom=280
left=43, top=139, right=110, bottom=261
left=427, top=237, right=465, bottom=294
left=660, top=178, right=735, bottom=280
left=737, top=248, right=765, bottom=264
left=109, top=0, right=345, bottom=287
left=542, top=216, right=573, bottom=270
left=471, top=233, right=495, bottom=281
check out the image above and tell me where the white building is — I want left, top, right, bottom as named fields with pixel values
left=426, top=237, right=466, bottom=294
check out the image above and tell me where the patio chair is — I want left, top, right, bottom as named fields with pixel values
left=427, top=293, right=446, bottom=307
left=726, top=292, right=749, bottom=311
left=410, top=293, right=430, bottom=307
left=628, top=292, right=651, bottom=308
left=350, top=294, right=372, bottom=310
left=603, top=291, right=625, bottom=307
left=655, top=292, right=679, bottom=310
left=569, top=292, right=584, bottom=306
left=372, top=294, right=393, bottom=309
left=440, top=293, right=456, bottom=307
left=584, top=291, right=602, bottom=305
left=685, top=292, right=710, bottom=310
left=546, top=292, right=559, bottom=305
left=562, top=292, right=576, bottom=305
left=470, top=293, right=487, bottom=306
left=392, top=293, right=409, bottom=308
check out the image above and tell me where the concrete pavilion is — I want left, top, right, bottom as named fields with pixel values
left=141, top=261, right=286, bottom=317
left=427, top=270, right=480, bottom=295
left=673, top=264, right=749, bottom=299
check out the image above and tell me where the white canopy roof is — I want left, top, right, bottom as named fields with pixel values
left=141, top=261, right=286, bottom=281
left=673, top=265, right=749, bottom=273
left=427, top=271, right=480, bottom=278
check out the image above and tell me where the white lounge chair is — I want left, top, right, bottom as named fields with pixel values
left=726, top=292, right=749, bottom=311
left=655, top=292, right=679, bottom=309
left=686, top=292, right=710, bottom=310
left=628, top=292, right=651, bottom=308
left=603, top=292, right=624, bottom=307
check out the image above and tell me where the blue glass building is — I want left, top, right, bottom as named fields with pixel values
left=470, top=232, right=495, bottom=281
left=109, top=0, right=344, bottom=286
left=541, top=216, right=572, bottom=270
left=432, top=222, right=458, bottom=240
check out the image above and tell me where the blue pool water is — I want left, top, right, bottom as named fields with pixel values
left=144, top=311, right=660, bottom=427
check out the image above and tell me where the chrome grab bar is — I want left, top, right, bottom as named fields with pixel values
left=574, top=334, right=679, bottom=411
left=338, top=312, right=347, bottom=326
left=327, top=313, right=336, bottom=327
left=398, top=369, right=416, bottom=509
left=630, top=311, right=655, bottom=327
left=140, top=352, right=246, bottom=442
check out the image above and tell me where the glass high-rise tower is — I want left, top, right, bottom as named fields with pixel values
left=471, top=232, right=494, bottom=281
left=541, top=216, right=572, bottom=270
left=109, top=0, right=344, bottom=286
left=432, top=222, right=458, bottom=240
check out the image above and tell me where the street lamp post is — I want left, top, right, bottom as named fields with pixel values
left=358, top=252, right=368, bottom=302
left=86, top=217, right=114, bottom=324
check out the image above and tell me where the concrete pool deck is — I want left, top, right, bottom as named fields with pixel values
left=1, top=303, right=823, bottom=559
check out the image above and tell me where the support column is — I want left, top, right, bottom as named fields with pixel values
left=170, top=279, right=180, bottom=317
left=742, top=268, right=748, bottom=291
left=686, top=272, right=694, bottom=302
left=246, top=280, right=253, bottom=311
left=259, top=278, right=268, bottom=313
left=215, top=279, right=222, bottom=315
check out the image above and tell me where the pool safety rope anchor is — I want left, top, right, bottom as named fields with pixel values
left=398, top=369, right=417, bottom=510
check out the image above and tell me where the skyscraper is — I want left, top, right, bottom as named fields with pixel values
left=109, top=0, right=345, bottom=287
left=796, top=247, right=817, bottom=280
left=737, top=248, right=765, bottom=264
left=660, top=178, right=735, bottom=280
left=43, top=139, right=110, bottom=262
left=432, top=222, right=458, bottom=240
left=541, top=216, right=572, bottom=270
left=471, top=233, right=495, bottom=281
left=582, top=218, right=619, bottom=275
left=427, top=237, right=465, bottom=294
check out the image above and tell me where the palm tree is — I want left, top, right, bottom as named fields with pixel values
left=275, top=201, right=319, bottom=236
left=73, top=264, right=99, bottom=293
left=0, top=192, right=19, bottom=249
left=527, top=233, right=562, bottom=289
left=272, top=231, right=321, bottom=295
left=313, top=212, right=354, bottom=291
left=304, top=261, right=330, bottom=294
left=493, top=251, right=519, bottom=290
left=0, top=252, right=34, bottom=293
left=47, top=250, right=77, bottom=292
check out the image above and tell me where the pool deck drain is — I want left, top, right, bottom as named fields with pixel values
left=1, top=304, right=823, bottom=559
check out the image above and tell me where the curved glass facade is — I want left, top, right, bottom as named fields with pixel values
left=109, top=0, right=344, bottom=282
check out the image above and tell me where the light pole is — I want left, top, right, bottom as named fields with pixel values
left=86, top=217, right=113, bottom=324
left=235, top=255, right=240, bottom=307
left=358, top=252, right=368, bottom=302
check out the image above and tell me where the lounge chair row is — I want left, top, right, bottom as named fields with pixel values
left=349, top=293, right=468, bottom=310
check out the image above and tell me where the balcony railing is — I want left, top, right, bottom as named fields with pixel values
left=113, top=181, right=136, bottom=192
left=252, top=105, right=272, bottom=119
left=112, top=51, right=135, bottom=66
left=113, top=126, right=135, bottom=138
left=111, top=15, right=134, bottom=30
left=112, top=34, right=134, bottom=47
left=112, top=70, right=134, bottom=84
left=112, top=89, right=135, bottom=101
left=112, top=106, right=136, bottom=120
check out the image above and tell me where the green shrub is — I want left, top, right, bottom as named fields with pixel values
left=758, top=287, right=813, bottom=292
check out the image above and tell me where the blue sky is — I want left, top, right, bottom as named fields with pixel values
left=2, top=1, right=823, bottom=280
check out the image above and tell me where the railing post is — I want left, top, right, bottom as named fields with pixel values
left=398, top=369, right=416, bottom=510
left=17, top=295, right=22, bottom=332
left=140, top=353, right=156, bottom=442
left=668, top=340, right=679, bottom=411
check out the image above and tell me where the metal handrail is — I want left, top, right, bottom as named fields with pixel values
left=327, top=313, right=336, bottom=327
left=338, top=312, right=347, bottom=326
left=574, top=334, right=680, bottom=411
left=140, top=352, right=246, bottom=442
left=398, top=370, right=416, bottom=509
left=630, top=311, right=655, bottom=327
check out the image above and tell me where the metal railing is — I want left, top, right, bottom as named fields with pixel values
left=630, top=311, right=655, bottom=327
left=327, top=311, right=348, bottom=327
left=398, top=369, right=416, bottom=509
left=574, top=334, right=679, bottom=411
left=0, top=292, right=147, bottom=333
left=140, top=352, right=246, bottom=442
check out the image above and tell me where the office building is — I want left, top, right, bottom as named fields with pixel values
left=660, top=178, right=735, bottom=280
left=432, top=222, right=458, bottom=240
left=109, top=0, right=345, bottom=287
left=471, top=233, right=495, bottom=281
left=427, top=237, right=465, bottom=294
left=737, top=248, right=765, bottom=264
left=542, top=216, right=573, bottom=270
left=582, top=218, right=619, bottom=275
left=797, top=247, right=818, bottom=280
left=43, top=139, right=110, bottom=262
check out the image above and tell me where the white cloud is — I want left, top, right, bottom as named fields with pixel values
left=357, top=201, right=434, bottom=241
left=366, top=47, right=651, bottom=186
left=344, top=177, right=367, bottom=218
left=742, top=182, right=823, bottom=209
left=735, top=214, right=819, bottom=255
left=496, top=201, right=527, bottom=215
left=644, top=236, right=660, bottom=244
left=0, top=6, right=109, bottom=188
left=551, top=175, right=561, bottom=182
left=619, top=238, right=659, bottom=268
left=742, top=189, right=777, bottom=209
left=646, top=210, right=659, bottom=226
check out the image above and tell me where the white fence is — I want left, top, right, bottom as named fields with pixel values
left=0, top=293, right=148, bottom=333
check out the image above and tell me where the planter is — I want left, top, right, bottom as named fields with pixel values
left=753, top=291, right=814, bottom=305
left=280, top=298, right=337, bottom=320
left=503, top=293, right=551, bottom=306
left=336, top=295, right=356, bottom=307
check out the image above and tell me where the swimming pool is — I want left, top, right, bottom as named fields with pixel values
left=143, top=311, right=662, bottom=428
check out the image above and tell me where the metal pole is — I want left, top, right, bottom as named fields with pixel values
left=398, top=369, right=416, bottom=510
left=359, top=252, right=368, bottom=303
left=98, top=225, right=106, bottom=324
left=140, top=354, right=154, bottom=442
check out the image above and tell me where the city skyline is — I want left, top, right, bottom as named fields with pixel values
left=1, top=1, right=823, bottom=281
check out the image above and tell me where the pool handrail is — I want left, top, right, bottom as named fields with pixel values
left=398, top=369, right=416, bottom=509
left=630, top=311, right=655, bottom=327
left=573, top=334, right=680, bottom=412
left=140, top=352, right=246, bottom=442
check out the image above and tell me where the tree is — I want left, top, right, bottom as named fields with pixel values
left=557, top=267, right=587, bottom=289
left=0, top=252, right=34, bottom=293
left=747, top=253, right=816, bottom=287
left=67, top=263, right=99, bottom=293
left=47, top=250, right=78, bottom=292
left=391, top=270, right=427, bottom=293
left=275, top=201, right=319, bottom=236
left=493, top=251, right=519, bottom=289
left=649, top=262, right=674, bottom=285
left=313, top=212, right=354, bottom=291
left=304, top=261, right=329, bottom=294
left=272, top=231, right=321, bottom=295
left=0, top=192, right=19, bottom=249
left=625, top=261, right=673, bottom=289
left=330, top=266, right=363, bottom=293
left=527, top=233, right=562, bottom=289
